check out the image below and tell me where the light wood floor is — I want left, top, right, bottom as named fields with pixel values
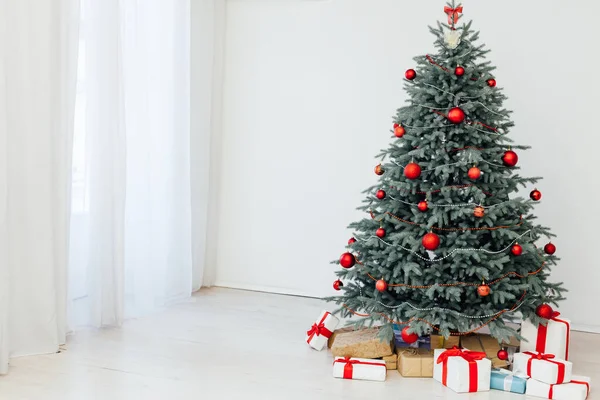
left=0, top=288, right=597, bottom=399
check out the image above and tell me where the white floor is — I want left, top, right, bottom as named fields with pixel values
left=0, top=288, right=597, bottom=400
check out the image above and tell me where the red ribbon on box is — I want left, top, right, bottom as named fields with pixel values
left=306, top=312, right=333, bottom=344
left=436, top=346, right=486, bottom=392
left=535, top=311, right=571, bottom=360
left=524, top=351, right=566, bottom=384
left=548, top=380, right=590, bottom=399
left=444, top=6, right=463, bottom=25
left=333, top=357, right=386, bottom=380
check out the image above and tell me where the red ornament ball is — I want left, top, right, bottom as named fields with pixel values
left=487, top=79, right=497, bottom=87
left=530, top=189, right=542, bottom=201
left=376, top=228, right=386, bottom=238
left=348, top=237, right=357, bottom=245
left=536, top=304, right=554, bottom=319
left=477, top=284, right=491, bottom=297
left=474, top=206, right=485, bottom=219
left=333, top=280, right=343, bottom=291
left=375, top=164, right=384, bottom=176
left=394, top=125, right=406, bottom=138
left=455, top=66, right=465, bottom=76
left=339, top=252, right=356, bottom=269
left=502, top=150, right=519, bottom=167
left=468, top=166, right=481, bottom=180
left=393, top=123, right=399, bottom=129
left=401, top=327, right=419, bottom=344
left=404, top=162, right=422, bottom=180
left=422, top=232, right=440, bottom=251
left=544, top=243, right=557, bottom=255
left=447, top=107, right=466, bottom=124
left=497, top=349, right=509, bottom=361
left=418, top=201, right=429, bottom=212
left=405, top=69, right=417, bottom=80
left=511, top=243, right=523, bottom=256
left=376, top=279, right=388, bottom=292
left=376, top=190, right=386, bottom=200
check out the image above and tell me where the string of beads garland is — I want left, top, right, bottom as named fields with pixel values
left=432, top=109, right=498, bottom=132
left=388, top=184, right=494, bottom=198
left=388, top=195, right=511, bottom=210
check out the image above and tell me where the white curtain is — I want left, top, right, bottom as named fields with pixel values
left=69, top=0, right=195, bottom=327
left=0, top=0, right=80, bottom=374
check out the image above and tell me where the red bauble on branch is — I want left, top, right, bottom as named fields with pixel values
left=511, top=243, right=523, bottom=256
left=376, top=279, right=388, bottom=292
left=487, top=78, right=497, bottom=87
left=405, top=69, right=417, bottom=80
left=401, top=327, right=419, bottom=344
left=474, top=206, right=485, bottom=218
left=376, top=190, right=387, bottom=200
left=348, top=237, right=357, bottom=245
left=468, top=166, right=481, bottom=180
left=394, top=125, right=406, bottom=138
left=477, top=283, right=491, bottom=297
left=418, top=201, right=429, bottom=212
left=530, top=189, right=542, bottom=201
left=375, top=164, right=384, bottom=176
left=536, top=304, right=554, bottom=319
left=422, top=232, right=440, bottom=251
left=339, top=252, right=356, bottom=269
left=544, top=243, right=557, bottom=255
left=502, top=150, right=519, bottom=167
left=447, top=107, right=466, bottom=124
left=376, top=228, right=386, bottom=238
left=404, top=162, right=422, bottom=180
left=455, top=66, right=465, bottom=76
left=497, top=349, right=509, bottom=361
left=333, top=280, right=343, bottom=291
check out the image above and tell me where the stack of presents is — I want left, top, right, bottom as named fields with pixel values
left=306, top=311, right=591, bottom=399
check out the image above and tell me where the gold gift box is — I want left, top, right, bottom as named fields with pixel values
left=430, top=334, right=460, bottom=350
left=460, top=333, right=517, bottom=369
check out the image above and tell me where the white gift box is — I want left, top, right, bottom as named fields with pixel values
left=526, top=375, right=591, bottom=399
left=513, top=352, right=572, bottom=385
left=306, top=311, right=339, bottom=351
left=433, top=348, right=491, bottom=393
left=332, top=357, right=387, bottom=382
left=521, top=315, right=571, bottom=360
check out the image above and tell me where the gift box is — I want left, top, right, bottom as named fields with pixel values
left=490, top=368, right=527, bottom=394
left=433, top=347, right=491, bottom=393
left=513, top=352, right=572, bottom=385
left=430, top=334, right=460, bottom=350
left=397, top=348, right=434, bottom=377
left=382, top=354, right=397, bottom=370
left=328, top=327, right=354, bottom=349
left=332, top=357, right=387, bottom=382
left=526, top=375, right=591, bottom=400
left=331, top=327, right=394, bottom=359
left=521, top=313, right=571, bottom=360
left=393, top=324, right=431, bottom=349
left=306, top=311, right=340, bottom=351
left=461, top=333, right=509, bottom=369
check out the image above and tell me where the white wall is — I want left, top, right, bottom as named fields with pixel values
left=211, top=0, right=600, bottom=330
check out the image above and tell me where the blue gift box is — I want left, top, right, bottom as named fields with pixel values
left=490, top=369, right=527, bottom=394
left=392, top=324, right=431, bottom=349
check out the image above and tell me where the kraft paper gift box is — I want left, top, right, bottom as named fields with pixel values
left=306, top=311, right=339, bottom=351
left=382, top=354, right=397, bottom=370
left=327, top=327, right=354, bottom=349
left=512, top=352, right=572, bottom=385
left=331, top=327, right=394, bottom=359
left=490, top=368, right=527, bottom=394
left=397, top=348, right=434, bottom=378
left=433, top=348, right=491, bottom=393
left=430, top=334, right=460, bottom=350
left=521, top=314, right=571, bottom=360
left=461, top=333, right=509, bottom=369
left=526, top=375, right=591, bottom=400
left=332, top=357, right=387, bottom=382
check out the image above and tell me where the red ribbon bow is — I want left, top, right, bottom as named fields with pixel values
left=444, top=6, right=463, bottom=25
left=524, top=352, right=566, bottom=384
left=334, top=357, right=386, bottom=379
left=437, top=347, right=486, bottom=392
left=306, top=312, right=333, bottom=345
left=535, top=312, right=571, bottom=360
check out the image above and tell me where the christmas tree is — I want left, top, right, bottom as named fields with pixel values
left=327, top=2, right=565, bottom=344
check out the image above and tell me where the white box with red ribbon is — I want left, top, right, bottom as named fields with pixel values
left=433, top=347, right=491, bottom=393
left=521, top=313, right=571, bottom=361
left=513, top=352, right=573, bottom=385
left=332, top=357, right=387, bottom=382
left=526, top=375, right=591, bottom=400
left=306, top=311, right=340, bottom=351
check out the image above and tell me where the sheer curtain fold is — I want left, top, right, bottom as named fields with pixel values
left=0, top=0, right=80, bottom=375
left=69, top=0, right=194, bottom=327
